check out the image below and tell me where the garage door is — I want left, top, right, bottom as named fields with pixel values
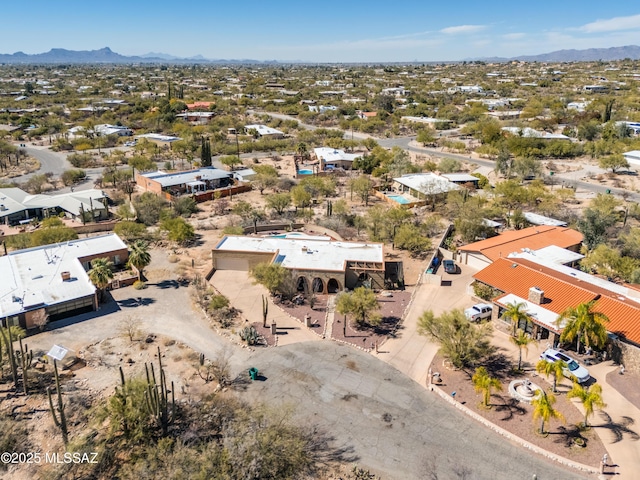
left=215, top=256, right=250, bottom=271
left=465, top=253, right=491, bottom=271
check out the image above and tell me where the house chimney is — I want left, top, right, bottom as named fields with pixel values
left=61, top=271, right=71, bottom=281
left=528, top=286, right=544, bottom=305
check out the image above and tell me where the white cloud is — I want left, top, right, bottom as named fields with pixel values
left=580, top=14, right=640, bottom=33
left=440, top=25, right=486, bottom=35
left=502, top=33, right=526, bottom=40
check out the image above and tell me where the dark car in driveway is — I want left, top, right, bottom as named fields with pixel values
left=443, top=259, right=457, bottom=274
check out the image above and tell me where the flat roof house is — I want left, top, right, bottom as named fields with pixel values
left=212, top=234, right=386, bottom=294
left=135, top=167, right=233, bottom=198
left=0, top=234, right=128, bottom=330
left=313, top=147, right=362, bottom=170
left=623, top=150, right=640, bottom=168
left=0, top=188, right=109, bottom=226
left=244, top=124, right=284, bottom=138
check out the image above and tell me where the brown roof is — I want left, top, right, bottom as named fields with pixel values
left=474, top=258, right=640, bottom=345
left=460, top=226, right=583, bottom=262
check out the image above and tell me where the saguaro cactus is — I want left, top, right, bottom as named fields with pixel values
left=262, top=295, right=268, bottom=328
left=17, top=337, right=33, bottom=395
left=144, top=347, right=175, bottom=436
left=1, top=327, right=19, bottom=390
left=47, top=360, right=68, bottom=445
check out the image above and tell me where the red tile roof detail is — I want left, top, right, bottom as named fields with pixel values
left=460, top=226, right=583, bottom=262
left=474, top=258, right=640, bottom=345
left=474, top=258, right=596, bottom=314
left=186, top=101, right=214, bottom=110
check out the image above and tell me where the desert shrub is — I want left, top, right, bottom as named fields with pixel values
left=67, top=153, right=95, bottom=168
left=60, top=169, right=87, bottom=186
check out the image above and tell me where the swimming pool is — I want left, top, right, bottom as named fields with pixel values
left=298, top=169, right=313, bottom=175
left=387, top=194, right=411, bottom=204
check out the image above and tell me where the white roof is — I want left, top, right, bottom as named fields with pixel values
left=440, top=173, right=478, bottom=183
left=215, top=235, right=383, bottom=272
left=623, top=150, right=640, bottom=165
left=393, top=173, right=460, bottom=195
left=497, top=294, right=560, bottom=332
left=136, top=133, right=182, bottom=142
left=0, top=188, right=107, bottom=218
left=401, top=116, right=450, bottom=124
left=508, top=246, right=583, bottom=266
left=314, top=147, right=361, bottom=163
left=508, top=251, right=640, bottom=303
left=501, top=127, right=570, bottom=140
left=140, top=167, right=231, bottom=188
left=244, top=124, right=284, bottom=136
left=522, top=212, right=567, bottom=227
left=0, top=234, right=126, bottom=317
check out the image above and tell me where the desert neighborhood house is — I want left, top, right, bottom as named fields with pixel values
left=0, top=233, right=128, bottom=330
left=212, top=233, right=393, bottom=294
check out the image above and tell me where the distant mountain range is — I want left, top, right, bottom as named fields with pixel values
left=475, top=45, right=640, bottom=63
left=0, top=47, right=272, bottom=64
left=1, top=45, right=640, bottom=65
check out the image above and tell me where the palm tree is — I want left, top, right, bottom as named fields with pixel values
left=472, top=366, right=502, bottom=407
left=536, top=358, right=567, bottom=393
left=511, top=329, right=535, bottom=370
left=532, top=391, right=564, bottom=434
left=88, top=258, right=114, bottom=303
left=296, top=142, right=308, bottom=160
left=128, top=240, right=151, bottom=281
left=568, top=382, right=606, bottom=428
left=501, top=301, right=529, bottom=335
left=556, top=300, right=609, bottom=354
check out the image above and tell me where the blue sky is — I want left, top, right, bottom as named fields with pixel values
left=2, top=1, right=640, bottom=62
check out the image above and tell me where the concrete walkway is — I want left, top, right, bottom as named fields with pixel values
left=377, top=264, right=477, bottom=386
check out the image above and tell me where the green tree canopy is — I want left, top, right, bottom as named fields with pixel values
left=417, top=309, right=493, bottom=368
left=556, top=300, right=609, bottom=354
left=335, top=287, right=380, bottom=328
left=251, top=262, right=290, bottom=295
left=128, top=240, right=151, bottom=281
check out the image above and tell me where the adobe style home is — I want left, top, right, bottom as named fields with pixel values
left=0, top=234, right=128, bottom=330
left=212, top=233, right=399, bottom=294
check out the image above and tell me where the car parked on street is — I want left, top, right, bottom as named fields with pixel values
left=540, top=348, right=590, bottom=384
left=464, top=303, right=493, bottom=322
left=443, top=259, right=457, bottom=274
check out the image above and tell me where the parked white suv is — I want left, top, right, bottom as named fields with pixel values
left=540, top=348, right=590, bottom=384
left=464, top=303, right=493, bottom=322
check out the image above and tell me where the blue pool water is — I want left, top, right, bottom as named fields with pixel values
left=298, top=169, right=313, bottom=175
left=387, top=194, right=411, bottom=204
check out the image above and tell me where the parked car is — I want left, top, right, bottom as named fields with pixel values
left=539, top=348, right=590, bottom=384
left=464, top=303, right=493, bottom=322
left=443, top=259, right=457, bottom=274
left=124, top=140, right=137, bottom=147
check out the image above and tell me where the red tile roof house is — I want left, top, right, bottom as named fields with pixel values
left=473, top=257, right=640, bottom=372
left=458, top=226, right=584, bottom=270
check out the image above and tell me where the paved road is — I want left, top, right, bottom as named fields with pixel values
left=20, top=144, right=71, bottom=180
left=262, top=111, right=640, bottom=202
left=21, top=252, right=591, bottom=479
left=243, top=341, right=590, bottom=480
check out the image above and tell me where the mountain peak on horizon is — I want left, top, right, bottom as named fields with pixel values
left=1, top=44, right=640, bottom=64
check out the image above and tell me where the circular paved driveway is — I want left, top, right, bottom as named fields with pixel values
left=243, top=342, right=590, bottom=480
